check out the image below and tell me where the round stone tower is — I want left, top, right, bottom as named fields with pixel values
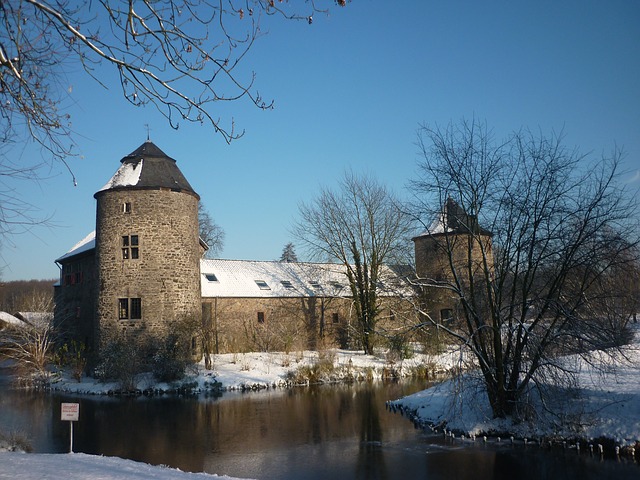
left=413, top=198, right=493, bottom=323
left=93, top=140, right=201, bottom=349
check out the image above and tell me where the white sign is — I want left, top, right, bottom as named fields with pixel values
left=61, top=403, right=80, bottom=422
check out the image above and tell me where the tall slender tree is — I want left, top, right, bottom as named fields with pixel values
left=294, top=171, right=412, bottom=354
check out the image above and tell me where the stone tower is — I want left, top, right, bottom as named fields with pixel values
left=93, top=141, right=201, bottom=349
left=412, top=198, right=493, bottom=323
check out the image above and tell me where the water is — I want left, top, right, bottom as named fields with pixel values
left=0, top=380, right=638, bottom=480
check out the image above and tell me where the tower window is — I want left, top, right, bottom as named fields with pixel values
left=257, top=311, right=265, bottom=323
left=123, top=202, right=132, bottom=213
left=122, top=235, right=139, bottom=260
left=332, top=312, right=339, bottom=324
left=119, top=298, right=142, bottom=320
left=440, top=308, right=453, bottom=322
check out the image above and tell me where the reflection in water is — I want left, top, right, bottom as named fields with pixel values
left=0, top=381, right=638, bottom=480
left=356, top=386, right=385, bottom=480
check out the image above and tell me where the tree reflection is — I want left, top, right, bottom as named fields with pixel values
left=355, top=388, right=388, bottom=480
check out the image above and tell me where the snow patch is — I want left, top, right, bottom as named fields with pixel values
left=99, top=159, right=143, bottom=191
left=0, top=452, right=249, bottom=480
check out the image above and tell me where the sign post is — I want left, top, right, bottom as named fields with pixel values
left=61, top=403, right=80, bottom=453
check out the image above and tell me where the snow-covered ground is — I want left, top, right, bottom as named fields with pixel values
left=0, top=452, right=248, bottom=480
left=390, top=325, right=640, bottom=447
left=47, top=348, right=461, bottom=395
left=2, top=326, right=639, bottom=478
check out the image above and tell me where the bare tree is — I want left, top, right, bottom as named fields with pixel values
left=1, top=0, right=348, bottom=161
left=1, top=318, right=55, bottom=385
left=199, top=202, right=225, bottom=258
left=0, top=279, right=56, bottom=312
left=0, top=1, right=348, bottom=239
left=294, top=171, right=413, bottom=354
left=410, top=119, right=640, bottom=419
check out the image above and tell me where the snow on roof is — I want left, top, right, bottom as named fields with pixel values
left=56, top=231, right=96, bottom=262
left=15, top=312, right=53, bottom=328
left=0, top=311, right=28, bottom=328
left=201, top=259, right=349, bottom=298
left=200, top=259, right=412, bottom=298
left=98, top=158, right=143, bottom=192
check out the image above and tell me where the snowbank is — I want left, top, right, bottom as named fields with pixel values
left=389, top=326, right=640, bottom=446
left=49, top=348, right=461, bottom=395
left=0, top=452, right=248, bottom=480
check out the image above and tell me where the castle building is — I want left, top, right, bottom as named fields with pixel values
left=54, top=141, right=417, bottom=358
left=412, top=197, right=493, bottom=323
left=55, top=141, right=202, bottom=353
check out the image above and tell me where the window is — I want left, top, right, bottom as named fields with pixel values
left=440, top=308, right=453, bottom=322
left=205, top=273, right=218, bottom=282
left=281, top=280, right=294, bottom=289
left=119, top=298, right=142, bottom=320
left=118, top=298, right=129, bottom=319
left=257, top=311, right=265, bottom=323
left=255, top=280, right=270, bottom=290
left=332, top=313, right=339, bottom=324
left=309, top=281, right=322, bottom=290
left=123, top=202, right=132, bottom=214
left=122, top=235, right=139, bottom=260
left=130, top=298, right=142, bottom=319
left=63, top=265, right=83, bottom=286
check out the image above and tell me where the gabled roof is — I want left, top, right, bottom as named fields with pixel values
left=55, top=231, right=96, bottom=263
left=95, top=140, right=198, bottom=199
left=201, top=259, right=412, bottom=298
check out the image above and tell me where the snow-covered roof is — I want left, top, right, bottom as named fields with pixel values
left=99, top=159, right=143, bottom=191
left=95, top=141, right=197, bottom=197
left=0, top=311, right=28, bottom=329
left=56, top=231, right=96, bottom=263
left=201, top=259, right=412, bottom=298
left=15, top=312, right=53, bottom=328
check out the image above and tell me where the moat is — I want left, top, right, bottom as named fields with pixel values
left=0, top=379, right=637, bottom=480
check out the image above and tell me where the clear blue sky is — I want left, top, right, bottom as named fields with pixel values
left=2, top=1, right=639, bottom=281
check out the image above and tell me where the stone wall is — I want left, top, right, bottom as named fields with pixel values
left=414, top=232, right=493, bottom=323
left=95, top=187, right=201, bottom=349
left=202, top=294, right=419, bottom=354
left=54, top=251, right=98, bottom=350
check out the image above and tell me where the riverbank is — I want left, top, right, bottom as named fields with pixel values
left=388, top=325, right=640, bottom=454
left=0, top=452, right=247, bottom=480
left=14, top=326, right=640, bottom=454
left=46, top=347, right=461, bottom=395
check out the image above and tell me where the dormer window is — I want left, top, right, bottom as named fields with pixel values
left=310, top=281, right=322, bottom=289
left=281, top=280, right=294, bottom=289
left=205, top=273, right=218, bottom=282
left=255, top=280, right=270, bottom=290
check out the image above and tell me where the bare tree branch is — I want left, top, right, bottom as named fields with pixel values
left=410, top=119, right=640, bottom=419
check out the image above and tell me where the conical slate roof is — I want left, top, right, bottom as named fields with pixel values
left=95, top=140, right=198, bottom=198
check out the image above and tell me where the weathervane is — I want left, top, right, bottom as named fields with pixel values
left=144, top=124, right=151, bottom=141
